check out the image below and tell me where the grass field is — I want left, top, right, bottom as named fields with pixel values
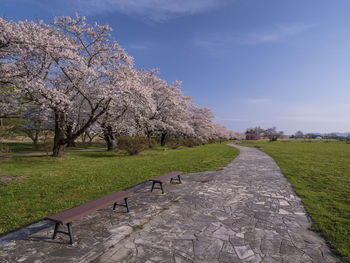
left=240, top=140, right=350, bottom=262
left=0, top=141, right=106, bottom=155
left=0, top=142, right=239, bottom=235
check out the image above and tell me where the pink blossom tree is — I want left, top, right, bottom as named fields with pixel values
left=0, top=15, right=133, bottom=156
left=189, top=105, right=216, bottom=140
left=98, top=68, right=154, bottom=151
left=139, top=70, right=193, bottom=146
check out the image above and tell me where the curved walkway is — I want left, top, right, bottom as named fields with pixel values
left=100, top=145, right=339, bottom=262
left=0, top=145, right=339, bottom=262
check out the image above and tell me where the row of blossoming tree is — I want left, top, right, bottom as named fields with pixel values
left=0, top=14, right=242, bottom=157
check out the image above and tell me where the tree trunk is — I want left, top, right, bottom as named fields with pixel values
left=33, top=130, right=39, bottom=147
left=53, top=111, right=66, bottom=157
left=25, top=130, right=39, bottom=147
left=81, top=132, right=87, bottom=144
left=88, top=134, right=95, bottom=144
left=146, top=132, right=153, bottom=148
left=66, top=125, right=76, bottom=147
left=67, top=140, right=76, bottom=147
left=103, top=125, right=117, bottom=151
left=160, top=132, right=167, bottom=146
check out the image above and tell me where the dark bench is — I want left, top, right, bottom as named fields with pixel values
left=46, top=190, right=133, bottom=244
left=150, top=171, right=183, bottom=194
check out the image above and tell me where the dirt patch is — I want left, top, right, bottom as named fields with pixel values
left=0, top=176, right=24, bottom=186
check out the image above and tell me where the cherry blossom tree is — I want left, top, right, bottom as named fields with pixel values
left=0, top=15, right=133, bottom=156
left=139, top=70, right=193, bottom=146
left=263, top=127, right=284, bottom=141
left=1, top=15, right=241, bottom=153
left=98, top=68, right=154, bottom=151
left=189, top=105, right=215, bottom=140
left=213, top=123, right=229, bottom=142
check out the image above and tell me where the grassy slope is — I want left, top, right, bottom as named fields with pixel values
left=0, top=143, right=239, bottom=235
left=241, top=140, right=350, bottom=262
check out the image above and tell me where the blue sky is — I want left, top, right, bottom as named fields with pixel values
left=2, top=0, right=350, bottom=134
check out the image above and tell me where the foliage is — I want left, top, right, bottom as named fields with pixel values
left=0, top=143, right=239, bottom=235
left=245, top=133, right=261, bottom=140
left=245, top=126, right=283, bottom=141
left=147, top=138, right=159, bottom=149
left=245, top=126, right=264, bottom=136
left=240, top=140, right=350, bottom=262
left=263, top=127, right=284, bottom=141
left=0, top=118, right=26, bottom=139
left=118, top=136, right=148, bottom=155
left=182, top=138, right=203, bottom=147
left=166, top=137, right=183, bottom=149
left=0, top=143, right=11, bottom=156
left=294, top=130, right=304, bottom=138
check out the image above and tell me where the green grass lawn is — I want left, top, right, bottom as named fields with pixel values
left=1, top=142, right=44, bottom=154
left=0, top=142, right=239, bottom=235
left=1, top=141, right=106, bottom=155
left=240, top=140, right=350, bottom=262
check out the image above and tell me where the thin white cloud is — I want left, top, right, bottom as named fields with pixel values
left=74, top=0, right=230, bottom=21
left=239, top=24, right=315, bottom=44
left=194, top=23, right=316, bottom=49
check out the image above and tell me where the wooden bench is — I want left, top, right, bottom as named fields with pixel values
left=46, top=190, right=134, bottom=244
left=150, top=171, right=183, bottom=194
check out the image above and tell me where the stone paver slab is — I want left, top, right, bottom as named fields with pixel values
left=0, top=144, right=340, bottom=262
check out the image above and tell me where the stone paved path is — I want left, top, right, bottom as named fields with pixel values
left=0, top=144, right=340, bottom=262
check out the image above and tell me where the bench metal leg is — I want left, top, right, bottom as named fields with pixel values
left=160, top=182, right=164, bottom=194
left=67, top=223, right=74, bottom=245
left=53, top=222, right=59, bottom=239
left=52, top=222, right=74, bottom=245
left=170, top=175, right=182, bottom=184
left=125, top=198, right=130, bottom=212
left=151, top=181, right=163, bottom=192
left=151, top=181, right=164, bottom=194
left=113, top=198, right=130, bottom=212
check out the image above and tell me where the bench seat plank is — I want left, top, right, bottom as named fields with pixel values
left=150, top=171, right=183, bottom=193
left=151, top=171, right=182, bottom=183
left=47, top=190, right=133, bottom=225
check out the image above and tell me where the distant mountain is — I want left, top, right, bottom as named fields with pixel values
left=334, top=132, right=350, bottom=137
left=314, top=132, right=350, bottom=137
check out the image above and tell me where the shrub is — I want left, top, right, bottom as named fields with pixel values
left=167, top=138, right=183, bottom=149
left=0, top=144, right=11, bottom=156
left=182, top=138, right=202, bottom=147
left=118, top=136, right=148, bottom=155
left=207, top=138, right=217, bottom=144
left=147, top=138, right=158, bottom=149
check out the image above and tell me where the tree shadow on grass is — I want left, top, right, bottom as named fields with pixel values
left=70, top=152, right=127, bottom=159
